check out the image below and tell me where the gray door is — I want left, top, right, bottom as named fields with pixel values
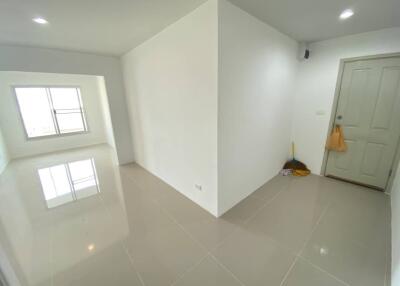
left=326, top=56, right=400, bottom=189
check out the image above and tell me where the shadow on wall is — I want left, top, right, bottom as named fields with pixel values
left=0, top=127, right=9, bottom=174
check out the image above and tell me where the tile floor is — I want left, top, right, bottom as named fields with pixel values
left=0, top=145, right=391, bottom=286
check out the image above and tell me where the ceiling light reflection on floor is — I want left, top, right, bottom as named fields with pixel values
left=87, top=244, right=95, bottom=252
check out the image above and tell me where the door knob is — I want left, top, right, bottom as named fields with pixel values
left=337, top=115, right=343, bottom=120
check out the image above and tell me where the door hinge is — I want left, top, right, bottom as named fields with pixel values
left=389, top=169, right=393, bottom=177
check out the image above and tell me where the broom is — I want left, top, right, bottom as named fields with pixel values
left=283, top=142, right=310, bottom=176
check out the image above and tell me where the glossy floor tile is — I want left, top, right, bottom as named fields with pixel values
left=282, top=258, right=347, bottom=286
left=0, top=145, right=391, bottom=286
left=173, top=255, right=242, bottom=286
left=243, top=176, right=329, bottom=254
left=212, top=226, right=296, bottom=286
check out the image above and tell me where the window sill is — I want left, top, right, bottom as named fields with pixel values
left=26, top=130, right=90, bottom=141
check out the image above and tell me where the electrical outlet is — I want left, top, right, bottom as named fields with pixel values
left=194, top=184, right=202, bottom=191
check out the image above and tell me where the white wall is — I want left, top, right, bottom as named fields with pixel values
left=0, top=72, right=109, bottom=158
left=392, top=162, right=400, bottom=286
left=217, top=0, right=299, bottom=215
left=0, top=44, right=133, bottom=165
left=122, top=0, right=219, bottom=215
left=0, top=127, right=9, bottom=174
left=292, top=27, right=400, bottom=174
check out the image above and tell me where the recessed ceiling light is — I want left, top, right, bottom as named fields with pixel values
left=339, top=9, right=354, bottom=20
left=87, top=244, right=95, bottom=252
left=33, top=17, right=48, bottom=24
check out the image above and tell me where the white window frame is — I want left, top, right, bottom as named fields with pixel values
left=13, top=86, right=89, bottom=140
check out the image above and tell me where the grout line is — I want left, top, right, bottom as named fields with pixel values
left=122, top=169, right=224, bottom=253
left=120, top=170, right=217, bottom=285
left=297, top=198, right=388, bottom=286
left=121, top=171, right=353, bottom=286
left=158, top=204, right=210, bottom=253
left=243, top=179, right=293, bottom=225
left=384, top=212, right=391, bottom=286
left=384, top=268, right=387, bottom=286
left=384, top=200, right=391, bottom=286
left=279, top=256, right=299, bottom=286
left=122, top=244, right=146, bottom=286
left=122, top=169, right=290, bottom=256
left=170, top=253, right=209, bottom=286
left=217, top=185, right=332, bottom=262
left=98, top=194, right=146, bottom=286
left=208, top=178, right=300, bottom=255
left=384, top=238, right=388, bottom=286
left=290, top=203, right=350, bottom=286
left=242, top=188, right=284, bottom=224
left=292, top=202, right=351, bottom=286
left=208, top=226, right=241, bottom=253
left=298, top=202, right=331, bottom=256
left=209, top=254, right=246, bottom=286
left=298, top=256, right=350, bottom=286
left=210, top=181, right=290, bottom=252
left=118, top=169, right=389, bottom=286
left=117, top=174, right=220, bottom=284
left=50, top=223, right=55, bottom=286
left=122, top=168, right=246, bottom=286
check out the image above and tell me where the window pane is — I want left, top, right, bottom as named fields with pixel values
left=50, top=165, right=72, bottom=196
left=68, top=159, right=94, bottom=182
left=50, top=88, right=81, bottom=110
left=74, top=179, right=97, bottom=191
left=38, top=164, right=73, bottom=208
left=56, top=113, right=85, bottom=134
left=75, top=184, right=98, bottom=199
left=69, top=159, right=99, bottom=199
left=15, top=88, right=56, bottom=138
left=38, top=168, right=57, bottom=200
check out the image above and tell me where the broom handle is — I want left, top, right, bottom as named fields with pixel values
left=292, top=142, right=295, bottom=160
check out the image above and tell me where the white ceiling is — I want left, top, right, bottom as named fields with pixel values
left=0, top=0, right=400, bottom=56
left=229, top=0, right=400, bottom=43
left=0, top=0, right=207, bottom=56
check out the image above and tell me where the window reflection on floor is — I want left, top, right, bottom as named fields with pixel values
left=38, top=158, right=100, bottom=208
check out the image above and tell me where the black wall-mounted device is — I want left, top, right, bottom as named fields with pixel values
left=304, top=49, right=310, bottom=59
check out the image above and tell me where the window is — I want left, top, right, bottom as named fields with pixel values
left=38, top=158, right=100, bottom=208
left=14, top=87, right=88, bottom=138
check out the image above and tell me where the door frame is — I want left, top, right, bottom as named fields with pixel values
left=320, top=52, right=400, bottom=193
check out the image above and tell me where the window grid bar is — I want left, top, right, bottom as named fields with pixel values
left=65, top=164, right=78, bottom=201
left=76, top=88, right=88, bottom=132
left=46, top=88, right=61, bottom=134
left=54, top=111, right=82, bottom=114
left=72, top=176, right=95, bottom=184
left=49, top=168, right=59, bottom=198
left=54, top=108, right=83, bottom=111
